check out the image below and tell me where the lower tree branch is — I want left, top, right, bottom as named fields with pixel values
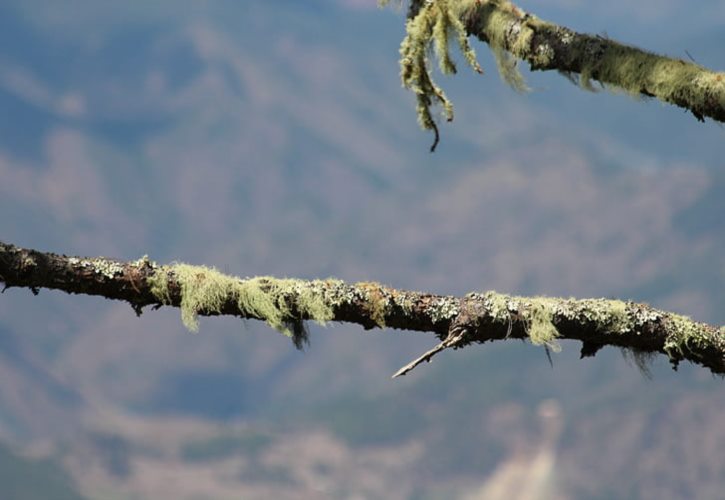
left=1, top=241, right=723, bottom=376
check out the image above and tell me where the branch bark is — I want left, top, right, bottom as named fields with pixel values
left=458, top=0, right=725, bottom=123
left=1, top=241, right=723, bottom=376
left=392, top=0, right=725, bottom=149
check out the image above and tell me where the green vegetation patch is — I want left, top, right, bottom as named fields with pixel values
left=572, top=41, right=725, bottom=116
left=380, top=0, right=483, bottom=150
left=663, top=313, right=710, bottom=360
left=149, top=264, right=336, bottom=346
left=525, top=298, right=561, bottom=351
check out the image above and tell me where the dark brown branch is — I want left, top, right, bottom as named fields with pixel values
left=1, top=241, right=723, bottom=376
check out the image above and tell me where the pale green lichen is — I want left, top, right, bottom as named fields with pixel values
left=577, top=298, right=633, bottom=334
left=475, top=291, right=560, bottom=347
left=390, top=0, right=483, bottom=151
left=478, top=1, right=532, bottom=91
left=148, top=264, right=335, bottom=347
left=602, top=300, right=630, bottom=333
left=575, top=44, right=725, bottom=118
left=663, top=313, right=708, bottom=360
left=526, top=298, right=561, bottom=351
left=393, top=290, right=416, bottom=315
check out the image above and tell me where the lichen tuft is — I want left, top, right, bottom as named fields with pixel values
left=663, top=313, right=707, bottom=361
left=148, top=264, right=335, bottom=348
left=526, top=298, right=561, bottom=351
left=395, top=0, right=483, bottom=151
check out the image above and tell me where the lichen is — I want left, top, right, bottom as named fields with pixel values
left=92, top=259, right=125, bottom=279
left=481, top=291, right=513, bottom=323
left=526, top=298, right=561, bottom=351
left=390, top=0, right=483, bottom=151
left=68, top=257, right=124, bottom=279
left=357, top=282, right=390, bottom=327
left=383, top=0, right=725, bottom=148
left=148, top=264, right=335, bottom=347
left=429, top=296, right=460, bottom=323
left=391, top=289, right=416, bottom=314
left=132, top=255, right=155, bottom=268
left=480, top=1, right=532, bottom=91
left=577, top=298, right=633, bottom=334
left=560, top=32, right=725, bottom=118
left=663, top=313, right=708, bottom=360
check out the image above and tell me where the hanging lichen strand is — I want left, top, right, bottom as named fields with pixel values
left=381, top=0, right=725, bottom=151
left=380, top=0, right=483, bottom=152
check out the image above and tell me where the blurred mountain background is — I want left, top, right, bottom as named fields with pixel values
left=0, top=1, right=723, bottom=498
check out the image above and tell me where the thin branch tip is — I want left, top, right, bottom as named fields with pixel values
left=392, top=326, right=467, bottom=378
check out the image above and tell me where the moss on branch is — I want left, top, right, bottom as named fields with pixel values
left=149, top=264, right=338, bottom=347
left=380, top=0, right=725, bottom=148
left=1, top=241, right=723, bottom=377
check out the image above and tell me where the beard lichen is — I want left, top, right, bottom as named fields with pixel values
left=475, top=0, right=532, bottom=91
left=525, top=298, right=561, bottom=352
left=148, top=264, right=335, bottom=348
left=571, top=43, right=725, bottom=120
left=378, top=1, right=540, bottom=150
left=381, top=0, right=483, bottom=151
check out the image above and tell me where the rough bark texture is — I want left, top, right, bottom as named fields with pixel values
left=2, top=241, right=723, bottom=376
left=457, top=0, right=725, bottom=122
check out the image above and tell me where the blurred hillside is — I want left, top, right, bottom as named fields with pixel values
left=0, top=1, right=723, bottom=498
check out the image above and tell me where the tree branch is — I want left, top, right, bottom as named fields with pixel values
left=1, top=241, right=723, bottom=376
left=461, top=0, right=725, bottom=121
left=388, top=0, right=725, bottom=148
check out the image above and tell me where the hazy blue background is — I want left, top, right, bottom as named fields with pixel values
left=0, top=1, right=723, bottom=498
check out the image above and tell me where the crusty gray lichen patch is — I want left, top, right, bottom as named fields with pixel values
left=479, top=291, right=516, bottom=323
left=132, top=255, right=156, bottom=269
left=69, top=257, right=124, bottom=279
left=574, top=298, right=633, bottom=334
left=19, top=254, right=38, bottom=270
left=428, top=296, right=460, bottom=324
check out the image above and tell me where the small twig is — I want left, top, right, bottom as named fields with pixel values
left=392, top=325, right=467, bottom=378
left=429, top=121, right=441, bottom=152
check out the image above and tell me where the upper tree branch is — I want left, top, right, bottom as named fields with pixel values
left=389, top=0, right=725, bottom=148
left=1, top=241, right=723, bottom=376
left=459, top=0, right=725, bottom=122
